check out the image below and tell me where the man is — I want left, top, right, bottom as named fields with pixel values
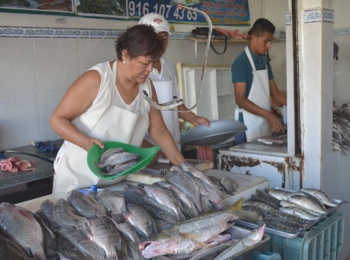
left=232, top=18, right=287, bottom=143
left=138, top=13, right=210, bottom=158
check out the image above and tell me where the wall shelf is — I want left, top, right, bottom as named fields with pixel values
left=190, top=37, right=285, bottom=59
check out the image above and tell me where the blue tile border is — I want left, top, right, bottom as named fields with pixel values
left=303, top=8, right=334, bottom=24
left=1, top=23, right=348, bottom=38
left=286, top=13, right=292, bottom=26
left=0, top=26, right=193, bottom=39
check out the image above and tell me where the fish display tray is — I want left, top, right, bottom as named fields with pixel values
left=264, top=211, right=344, bottom=260
left=236, top=188, right=347, bottom=238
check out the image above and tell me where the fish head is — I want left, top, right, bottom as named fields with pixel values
left=244, top=223, right=266, bottom=246
left=139, top=236, right=207, bottom=258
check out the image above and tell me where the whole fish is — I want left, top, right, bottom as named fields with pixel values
left=126, top=240, right=145, bottom=260
left=287, top=195, right=327, bottom=214
left=139, top=210, right=239, bottom=258
left=105, top=160, right=139, bottom=176
left=113, top=220, right=143, bottom=245
left=208, top=176, right=226, bottom=192
left=89, top=216, right=122, bottom=259
left=96, top=152, right=139, bottom=168
left=0, top=233, right=34, bottom=260
left=125, top=202, right=158, bottom=240
left=99, top=148, right=125, bottom=162
left=187, top=240, right=238, bottom=260
left=251, top=194, right=280, bottom=210
left=53, top=198, right=92, bottom=239
left=144, top=183, right=187, bottom=222
left=255, top=189, right=281, bottom=207
left=56, top=233, right=90, bottom=260
left=56, top=232, right=106, bottom=260
left=268, top=189, right=304, bottom=201
left=67, top=189, right=107, bottom=219
left=262, top=216, right=306, bottom=233
left=243, top=201, right=309, bottom=224
left=179, top=162, right=226, bottom=210
left=279, top=207, right=320, bottom=221
left=220, top=177, right=237, bottom=195
left=117, top=238, right=130, bottom=260
left=157, top=181, right=199, bottom=218
left=33, top=213, right=59, bottom=260
left=0, top=202, right=46, bottom=260
left=37, top=200, right=61, bottom=231
left=213, top=224, right=266, bottom=260
left=166, top=170, right=203, bottom=213
left=96, top=189, right=127, bottom=223
left=301, top=188, right=339, bottom=207
left=280, top=200, right=323, bottom=216
left=123, top=184, right=179, bottom=224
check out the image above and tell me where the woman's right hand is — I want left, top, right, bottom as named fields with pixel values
left=84, top=137, right=104, bottom=151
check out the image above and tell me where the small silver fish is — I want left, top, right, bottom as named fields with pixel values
left=287, top=195, right=327, bottom=214
left=279, top=206, right=320, bottom=221
left=301, top=188, right=338, bottom=207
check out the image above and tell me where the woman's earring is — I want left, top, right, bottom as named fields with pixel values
left=123, top=60, right=126, bottom=65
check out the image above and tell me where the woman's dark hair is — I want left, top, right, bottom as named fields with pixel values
left=248, top=18, right=275, bottom=38
left=116, top=24, right=164, bottom=61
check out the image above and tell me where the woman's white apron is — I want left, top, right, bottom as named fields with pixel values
left=53, top=61, right=149, bottom=193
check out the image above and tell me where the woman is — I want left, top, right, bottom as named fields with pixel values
left=50, top=24, right=186, bottom=194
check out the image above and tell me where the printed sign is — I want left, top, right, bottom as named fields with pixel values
left=128, top=0, right=250, bottom=25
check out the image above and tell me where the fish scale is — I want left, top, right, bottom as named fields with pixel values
left=166, top=170, right=203, bottom=213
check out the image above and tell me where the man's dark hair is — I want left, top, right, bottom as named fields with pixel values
left=248, top=18, right=275, bottom=37
left=116, top=24, right=164, bottom=61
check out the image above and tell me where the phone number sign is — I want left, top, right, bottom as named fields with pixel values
left=128, top=0, right=250, bottom=26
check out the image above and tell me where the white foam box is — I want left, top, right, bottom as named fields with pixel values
left=204, top=169, right=269, bottom=207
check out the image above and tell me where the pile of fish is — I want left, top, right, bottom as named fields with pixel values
left=0, top=161, right=264, bottom=260
left=96, top=148, right=140, bottom=176
left=237, top=187, right=343, bottom=234
left=333, top=104, right=350, bottom=153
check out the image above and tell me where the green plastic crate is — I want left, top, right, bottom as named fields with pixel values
left=264, top=211, right=344, bottom=260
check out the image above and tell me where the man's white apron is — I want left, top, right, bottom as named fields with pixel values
left=237, top=46, right=271, bottom=142
left=146, top=61, right=181, bottom=150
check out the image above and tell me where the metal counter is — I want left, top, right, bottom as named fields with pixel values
left=0, top=140, right=63, bottom=203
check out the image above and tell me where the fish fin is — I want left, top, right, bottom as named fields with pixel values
left=227, top=197, right=244, bottom=212
left=193, top=240, right=208, bottom=248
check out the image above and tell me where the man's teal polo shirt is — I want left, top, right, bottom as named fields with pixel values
left=231, top=45, right=274, bottom=99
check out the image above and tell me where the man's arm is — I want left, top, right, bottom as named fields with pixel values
left=269, top=79, right=287, bottom=106
left=234, top=82, right=285, bottom=133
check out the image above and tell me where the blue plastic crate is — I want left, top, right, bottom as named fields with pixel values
left=264, top=211, right=344, bottom=260
left=253, top=251, right=282, bottom=260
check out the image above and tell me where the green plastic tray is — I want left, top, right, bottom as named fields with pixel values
left=87, top=141, right=160, bottom=180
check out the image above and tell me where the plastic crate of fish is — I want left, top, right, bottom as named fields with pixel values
left=264, top=211, right=344, bottom=260
left=253, top=251, right=282, bottom=260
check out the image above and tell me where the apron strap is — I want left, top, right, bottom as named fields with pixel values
left=245, top=46, right=257, bottom=72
